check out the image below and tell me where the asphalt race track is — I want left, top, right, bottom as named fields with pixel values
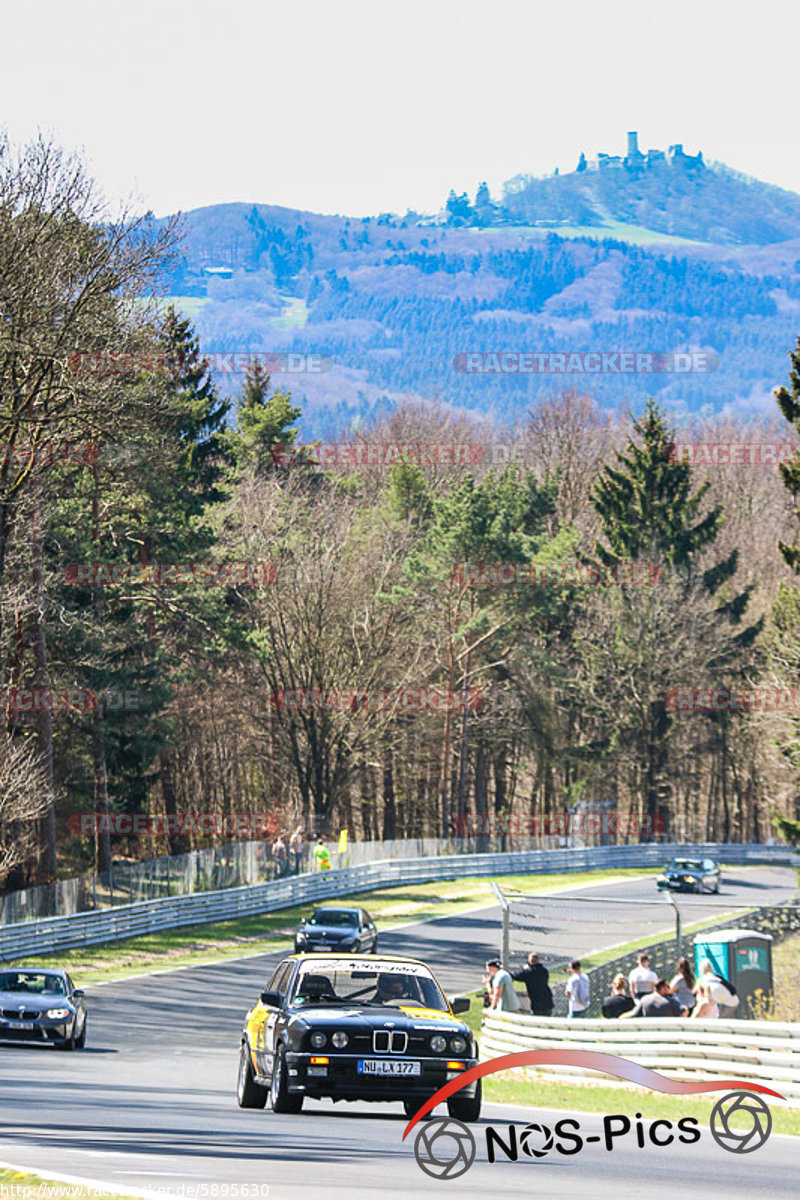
left=0, top=866, right=796, bottom=1198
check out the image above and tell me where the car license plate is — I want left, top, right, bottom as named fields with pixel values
left=6, top=1020, right=34, bottom=1030
left=358, top=1060, right=421, bottom=1076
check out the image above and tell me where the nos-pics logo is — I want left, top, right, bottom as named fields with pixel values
left=404, top=1051, right=781, bottom=1181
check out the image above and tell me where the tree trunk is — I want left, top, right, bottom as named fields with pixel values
left=30, top=490, right=56, bottom=883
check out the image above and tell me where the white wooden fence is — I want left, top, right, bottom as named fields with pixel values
left=481, top=1010, right=800, bottom=1103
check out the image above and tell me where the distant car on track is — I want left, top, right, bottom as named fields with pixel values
left=293, top=906, right=378, bottom=954
left=656, top=857, right=721, bottom=894
left=237, top=953, right=480, bottom=1121
left=0, top=968, right=87, bottom=1049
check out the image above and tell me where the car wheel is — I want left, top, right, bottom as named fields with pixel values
left=270, top=1044, right=303, bottom=1114
left=75, top=1017, right=86, bottom=1050
left=57, top=1027, right=76, bottom=1051
left=372, top=936, right=379, bottom=954
left=447, top=1077, right=482, bottom=1123
left=237, top=1042, right=267, bottom=1109
left=694, top=881, right=702, bottom=894
left=714, top=880, right=720, bottom=894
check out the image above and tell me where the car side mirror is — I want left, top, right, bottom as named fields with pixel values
left=72, top=989, right=85, bottom=999
left=260, top=990, right=282, bottom=1008
left=450, top=996, right=470, bottom=1014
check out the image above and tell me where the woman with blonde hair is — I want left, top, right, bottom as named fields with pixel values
left=602, top=972, right=635, bottom=1019
left=691, top=980, right=719, bottom=1019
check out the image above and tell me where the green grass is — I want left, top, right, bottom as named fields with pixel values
left=12, top=867, right=648, bottom=985
left=482, top=1074, right=800, bottom=1135
left=0, top=1166, right=139, bottom=1199
left=274, top=295, right=308, bottom=328
left=469, top=222, right=705, bottom=246
left=158, top=295, right=209, bottom=319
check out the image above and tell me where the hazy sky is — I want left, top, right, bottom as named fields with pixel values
left=1, top=0, right=797, bottom=219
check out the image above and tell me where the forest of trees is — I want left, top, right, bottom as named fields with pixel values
left=2, top=137, right=800, bottom=891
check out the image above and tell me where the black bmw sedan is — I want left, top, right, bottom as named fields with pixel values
left=656, top=857, right=721, bottom=893
left=237, top=954, right=480, bottom=1121
left=0, top=968, right=87, bottom=1049
left=293, top=906, right=378, bottom=954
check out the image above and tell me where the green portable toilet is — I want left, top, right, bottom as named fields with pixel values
left=693, top=929, right=773, bottom=1018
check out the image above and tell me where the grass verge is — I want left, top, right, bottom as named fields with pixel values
left=0, top=1166, right=140, bottom=1199
left=481, top=1074, right=800, bottom=1135
left=12, top=867, right=648, bottom=985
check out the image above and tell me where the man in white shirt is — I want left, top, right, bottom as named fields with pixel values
left=565, top=959, right=590, bottom=1017
left=628, top=952, right=658, bottom=1000
left=485, top=959, right=521, bottom=1012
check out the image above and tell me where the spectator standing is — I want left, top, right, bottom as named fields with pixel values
left=602, top=973, right=635, bottom=1019
left=696, top=959, right=739, bottom=1017
left=565, top=959, right=590, bottom=1018
left=691, top=980, right=719, bottom=1019
left=485, top=959, right=521, bottom=1012
left=314, top=838, right=332, bottom=872
left=620, top=979, right=686, bottom=1018
left=289, top=826, right=305, bottom=875
left=512, top=953, right=554, bottom=1016
left=271, top=835, right=288, bottom=877
left=670, top=957, right=695, bottom=1013
left=628, top=952, right=658, bottom=1000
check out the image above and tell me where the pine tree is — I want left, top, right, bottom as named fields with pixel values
left=776, top=336, right=800, bottom=572
left=591, top=398, right=761, bottom=830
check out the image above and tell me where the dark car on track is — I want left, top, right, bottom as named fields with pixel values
left=656, top=857, right=721, bottom=894
left=293, top=906, right=378, bottom=954
left=237, top=954, right=481, bottom=1121
left=0, top=968, right=87, bottom=1049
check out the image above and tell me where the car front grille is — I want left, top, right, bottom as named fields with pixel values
left=372, top=1030, right=408, bottom=1053
left=1, top=1009, right=40, bottom=1020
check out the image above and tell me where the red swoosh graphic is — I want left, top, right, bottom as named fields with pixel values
left=402, top=1050, right=785, bottom=1139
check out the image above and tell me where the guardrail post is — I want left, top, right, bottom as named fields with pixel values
left=669, top=893, right=682, bottom=950
left=491, top=881, right=510, bottom=966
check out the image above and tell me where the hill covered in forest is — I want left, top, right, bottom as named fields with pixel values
left=155, top=136, right=800, bottom=435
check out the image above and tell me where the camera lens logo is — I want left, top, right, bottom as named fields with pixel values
left=710, top=1091, right=772, bottom=1154
left=413, top=1116, right=476, bottom=1180
left=519, top=1122, right=554, bottom=1157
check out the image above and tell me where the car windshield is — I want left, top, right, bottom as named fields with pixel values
left=307, top=909, right=357, bottom=927
left=289, top=960, right=449, bottom=1011
left=668, top=861, right=702, bottom=871
left=0, top=971, right=67, bottom=995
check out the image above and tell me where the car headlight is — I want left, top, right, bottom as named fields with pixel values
left=430, top=1035, right=447, bottom=1053
left=331, top=1031, right=349, bottom=1048
left=46, top=1008, right=71, bottom=1020
left=449, top=1036, right=467, bottom=1055
left=310, top=1031, right=327, bottom=1049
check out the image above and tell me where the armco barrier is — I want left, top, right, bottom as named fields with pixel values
left=480, top=1010, right=800, bottom=1103
left=0, top=842, right=797, bottom=962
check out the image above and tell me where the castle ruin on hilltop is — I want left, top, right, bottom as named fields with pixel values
left=577, top=131, right=704, bottom=173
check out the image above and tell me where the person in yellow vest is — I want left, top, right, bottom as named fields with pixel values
left=314, top=838, right=332, bottom=871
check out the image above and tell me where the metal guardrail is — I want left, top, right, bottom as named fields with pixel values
left=480, top=1010, right=800, bottom=1103
left=0, top=842, right=797, bottom=962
